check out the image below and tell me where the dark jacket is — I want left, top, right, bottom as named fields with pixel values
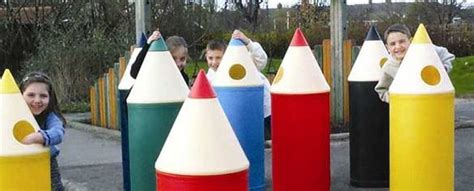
left=130, top=43, right=189, bottom=86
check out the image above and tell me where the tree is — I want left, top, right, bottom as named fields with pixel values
left=405, top=1, right=462, bottom=26
left=151, top=0, right=216, bottom=57
left=230, top=0, right=263, bottom=32
left=24, top=0, right=134, bottom=103
left=0, top=0, right=58, bottom=77
left=277, top=3, right=282, bottom=9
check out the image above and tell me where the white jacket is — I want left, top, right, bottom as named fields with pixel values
left=374, top=45, right=455, bottom=103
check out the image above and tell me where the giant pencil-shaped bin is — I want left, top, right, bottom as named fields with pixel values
left=126, top=37, right=189, bottom=191
left=213, top=38, right=264, bottom=191
left=271, top=28, right=331, bottom=191
left=348, top=26, right=390, bottom=187
left=156, top=70, right=249, bottom=191
left=118, top=33, right=147, bottom=191
left=389, top=24, right=454, bottom=191
left=0, top=69, right=51, bottom=190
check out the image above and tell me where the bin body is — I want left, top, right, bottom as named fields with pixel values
left=272, top=92, right=330, bottom=191
left=390, top=93, right=454, bottom=191
left=119, top=89, right=131, bottom=191
left=349, top=82, right=389, bottom=187
left=215, top=86, right=264, bottom=191
left=128, top=102, right=183, bottom=191
left=0, top=151, right=51, bottom=190
left=157, top=170, right=248, bottom=191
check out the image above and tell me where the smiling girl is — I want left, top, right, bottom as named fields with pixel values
left=20, top=72, right=66, bottom=191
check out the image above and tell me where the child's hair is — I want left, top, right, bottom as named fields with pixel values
left=206, top=39, right=227, bottom=52
left=19, top=72, right=66, bottom=124
left=166, top=36, right=188, bottom=54
left=384, top=24, right=411, bottom=43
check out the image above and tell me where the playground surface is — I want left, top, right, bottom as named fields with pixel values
left=60, top=98, right=473, bottom=190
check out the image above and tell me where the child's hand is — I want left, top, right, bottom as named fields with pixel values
left=147, top=29, right=162, bottom=44
left=21, top=132, right=45, bottom=145
left=232, top=30, right=250, bottom=45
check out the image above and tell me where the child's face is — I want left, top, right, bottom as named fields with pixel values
left=206, top=49, right=224, bottom=71
left=171, top=47, right=188, bottom=71
left=386, top=32, right=411, bottom=61
left=22, top=82, right=50, bottom=115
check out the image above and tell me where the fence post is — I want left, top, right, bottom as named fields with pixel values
left=343, top=40, right=353, bottom=127
left=94, top=82, right=100, bottom=126
left=322, top=39, right=332, bottom=87
left=314, top=44, right=323, bottom=69
left=105, top=73, right=111, bottom=129
left=114, top=62, right=122, bottom=130
left=108, top=68, right=117, bottom=129
left=119, top=56, right=127, bottom=80
left=90, top=86, right=97, bottom=126
left=99, top=77, right=106, bottom=128
left=330, top=0, right=347, bottom=129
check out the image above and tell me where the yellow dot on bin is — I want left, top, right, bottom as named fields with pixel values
left=380, top=57, right=388, bottom=68
left=421, top=65, right=440, bottom=86
left=229, top=64, right=246, bottom=80
left=13, top=120, right=36, bottom=144
left=273, top=68, right=284, bottom=85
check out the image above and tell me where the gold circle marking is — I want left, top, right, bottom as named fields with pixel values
left=229, top=64, right=246, bottom=80
left=13, top=120, right=35, bottom=144
left=421, top=65, right=441, bottom=86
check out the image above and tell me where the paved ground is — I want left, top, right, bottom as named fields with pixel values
left=456, top=98, right=474, bottom=128
left=59, top=126, right=122, bottom=191
left=60, top=98, right=473, bottom=191
left=60, top=126, right=473, bottom=191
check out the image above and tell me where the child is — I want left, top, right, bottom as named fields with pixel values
left=130, top=29, right=190, bottom=86
left=206, top=30, right=273, bottom=142
left=375, top=24, right=455, bottom=103
left=20, top=72, right=66, bottom=191
left=204, top=39, right=226, bottom=81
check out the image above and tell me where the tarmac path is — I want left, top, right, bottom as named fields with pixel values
left=59, top=121, right=473, bottom=190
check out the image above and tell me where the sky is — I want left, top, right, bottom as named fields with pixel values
left=246, top=0, right=474, bottom=9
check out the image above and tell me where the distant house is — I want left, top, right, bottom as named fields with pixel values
left=348, top=2, right=414, bottom=21
left=0, top=6, right=53, bottom=24
left=0, top=0, right=58, bottom=24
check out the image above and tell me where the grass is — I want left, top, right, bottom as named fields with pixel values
left=263, top=58, right=283, bottom=75
left=184, top=60, right=208, bottom=78
left=184, top=58, right=283, bottom=78
left=61, top=101, right=90, bottom=113
left=450, top=56, right=474, bottom=97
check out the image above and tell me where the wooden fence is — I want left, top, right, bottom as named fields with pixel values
left=299, top=39, right=360, bottom=128
left=89, top=51, right=129, bottom=129
left=89, top=41, right=361, bottom=130
left=318, top=39, right=360, bottom=128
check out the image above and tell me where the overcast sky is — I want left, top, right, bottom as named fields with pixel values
left=221, top=0, right=474, bottom=9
